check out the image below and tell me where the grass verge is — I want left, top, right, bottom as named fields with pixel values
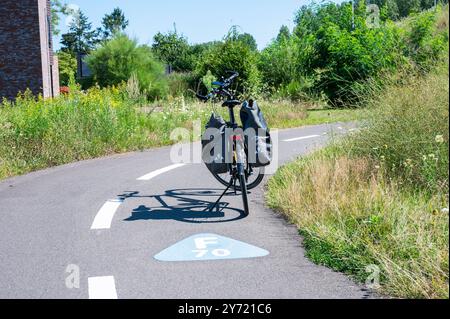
left=266, top=61, right=449, bottom=299
left=0, top=87, right=362, bottom=181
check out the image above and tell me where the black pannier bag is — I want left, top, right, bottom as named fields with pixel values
left=240, top=100, right=272, bottom=167
left=201, top=113, right=229, bottom=174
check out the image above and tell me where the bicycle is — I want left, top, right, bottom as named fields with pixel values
left=196, top=71, right=266, bottom=216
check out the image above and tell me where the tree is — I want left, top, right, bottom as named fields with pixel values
left=368, top=0, right=447, bottom=20
left=224, top=27, right=258, bottom=51
left=152, top=31, right=193, bottom=72
left=190, top=41, right=221, bottom=56
left=87, top=34, right=168, bottom=100
left=101, top=8, right=129, bottom=39
left=196, top=33, right=261, bottom=96
left=57, top=50, right=77, bottom=86
left=384, top=0, right=400, bottom=20
left=237, top=33, right=258, bottom=51
left=276, top=25, right=291, bottom=42
left=277, top=1, right=405, bottom=104
left=396, top=0, right=421, bottom=17
left=60, top=10, right=100, bottom=54
left=50, top=0, right=68, bottom=36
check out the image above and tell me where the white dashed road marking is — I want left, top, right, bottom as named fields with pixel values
left=283, top=135, right=321, bottom=142
left=88, top=276, right=118, bottom=299
left=137, top=163, right=186, bottom=181
left=91, top=199, right=124, bottom=230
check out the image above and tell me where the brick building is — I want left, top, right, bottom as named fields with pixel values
left=0, top=0, right=59, bottom=100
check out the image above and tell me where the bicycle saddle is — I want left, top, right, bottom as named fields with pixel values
left=222, top=100, right=241, bottom=108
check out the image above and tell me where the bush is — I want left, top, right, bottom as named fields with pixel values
left=152, top=31, right=195, bottom=73
left=57, top=50, right=77, bottom=86
left=315, top=18, right=402, bottom=104
left=259, top=34, right=317, bottom=98
left=166, top=72, right=197, bottom=98
left=86, top=34, right=168, bottom=100
left=257, top=2, right=448, bottom=105
left=195, top=31, right=261, bottom=97
left=404, top=8, right=449, bottom=70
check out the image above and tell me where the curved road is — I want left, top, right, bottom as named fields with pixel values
left=0, top=123, right=371, bottom=299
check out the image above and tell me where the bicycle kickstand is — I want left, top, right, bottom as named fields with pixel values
left=207, top=177, right=235, bottom=212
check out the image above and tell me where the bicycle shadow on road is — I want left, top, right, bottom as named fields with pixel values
left=119, top=189, right=247, bottom=224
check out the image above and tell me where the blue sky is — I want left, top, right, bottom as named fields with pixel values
left=55, top=0, right=345, bottom=50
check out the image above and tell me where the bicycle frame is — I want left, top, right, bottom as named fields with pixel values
left=197, top=71, right=254, bottom=215
left=228, top=106, right=237, bottom=128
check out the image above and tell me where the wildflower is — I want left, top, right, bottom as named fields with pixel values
left=375, top=165, right=380, bottom=169
left=404, top=159, right=413, bottom=167
left=442, top=208, right=449, bottom=214
left=435, top=135, right=445, bottom=143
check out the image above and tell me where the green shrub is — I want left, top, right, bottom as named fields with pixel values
left=257, top=2, right=448, bottom=105
left=57, top=50, right=77, bottom=86
left=405, top=8, right=449, bottom=70
left=259, top=34, right=317, bottom=98
left=315, top=18, right=402, bottom=104
left=86, top=34, right=168, bottom=100
left=195, top=31, right=261, bottom=97
left=152, top=31, right=195, bottom=73
left=166, top=72, right=197, bottom=98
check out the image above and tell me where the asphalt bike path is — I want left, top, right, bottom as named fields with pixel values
left=0, top=123, right=371, bottom=299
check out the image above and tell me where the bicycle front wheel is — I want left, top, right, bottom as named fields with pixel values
left=211, top=166, right=265, bottom=191
left=238, top=165, right=249, bottom=216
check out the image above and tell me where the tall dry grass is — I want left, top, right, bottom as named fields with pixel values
left=267, top=58, right=449, bottom=298
left=351, top=61, right=449, bottom=193
left=267, top=155, right=448, bottom=298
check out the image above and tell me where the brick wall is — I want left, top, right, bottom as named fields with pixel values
left=0, top=0, right=58, bottom=100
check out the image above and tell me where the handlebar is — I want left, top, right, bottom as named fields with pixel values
left=226, top=71, right=239, bottom=83
left=196, top=71, right=239, bottom=102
